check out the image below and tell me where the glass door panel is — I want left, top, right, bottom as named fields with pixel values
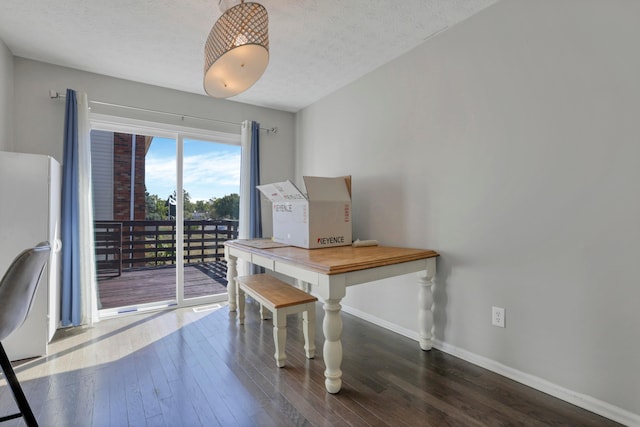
left=180, top=138, right=241, bottom=302
left=92, top=131, right=178, bottom=312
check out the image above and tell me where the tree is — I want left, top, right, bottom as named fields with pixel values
left=168, top=189, right=197, bottom=219
left=194, top=200, right=207, bottom=214
left=206, top=198, right=218, bottom=219
left=145, top=189, right=168, bottom=220
left=213, top=193, right=239, bottom=219
left=181, top=190, right=195, bottom=219
left=145, top=189, right=238, bottom=220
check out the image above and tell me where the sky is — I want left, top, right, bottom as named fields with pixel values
left=145, top=137, right=241, bottom=202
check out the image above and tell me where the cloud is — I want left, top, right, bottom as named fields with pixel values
left=145, top=155, right=176, bottom=197
left=183, top=151, right=241, bottom=200
left=145, top=148, right=241, bottom=201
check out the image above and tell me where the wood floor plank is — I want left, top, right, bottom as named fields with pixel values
left=124, top=361, right=147, bottom=426
left=133, top=349, right=163, bottom=420
left=72, top=373, right=98, bottom=427
left=91, top=384, right=111, bottom=427
left=142, top=347, right=172, bottom=402
left=167, top=371, right=218, bottom=427
left=159, top=391, right=201, bottom=427
left=108, top=363, right=129, bottom=427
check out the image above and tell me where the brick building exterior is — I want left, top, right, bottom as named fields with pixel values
left=113, top=133, right=146, bottom=221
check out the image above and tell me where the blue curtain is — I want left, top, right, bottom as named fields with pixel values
left=249, top=121, right=262, bottom=240
left=60, top=89, right=81, bottom=326
left=249, top=121, right=263, bottom=275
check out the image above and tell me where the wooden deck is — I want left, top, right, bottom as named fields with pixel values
left=97, top=262, right=228, bottom=309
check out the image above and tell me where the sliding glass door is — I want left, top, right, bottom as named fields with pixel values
left=90, top=118, right=241, bottom=316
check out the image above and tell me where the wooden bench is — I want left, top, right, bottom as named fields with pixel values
left=236, top=274, right=317, bottom=368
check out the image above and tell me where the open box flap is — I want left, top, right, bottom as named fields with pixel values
left=303, top=176, right=351, bottom=202
left=257, top=180, right=306, bottom=203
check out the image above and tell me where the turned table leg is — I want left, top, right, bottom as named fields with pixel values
left=322, top=298, right=343, bottom=393
left=418, top=257, right=437, bottom=350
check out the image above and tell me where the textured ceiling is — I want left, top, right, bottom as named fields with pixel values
left=0, top=0, right=499, bottom=112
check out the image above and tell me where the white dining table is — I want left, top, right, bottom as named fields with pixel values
left=224, top=239, right=439, bottom=393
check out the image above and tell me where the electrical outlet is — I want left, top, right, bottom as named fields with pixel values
left=492, top=306, right=505, bottom=328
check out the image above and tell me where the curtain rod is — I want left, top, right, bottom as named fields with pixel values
left=48, top=90, right=278, bottom=134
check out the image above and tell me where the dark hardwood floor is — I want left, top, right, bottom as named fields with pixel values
left=1, top=302, right=621, bottom=426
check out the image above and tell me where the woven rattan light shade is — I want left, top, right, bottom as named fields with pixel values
left=204, top=1, right=269, bottom=98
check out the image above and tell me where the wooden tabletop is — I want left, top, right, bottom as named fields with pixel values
left=225, top=239, right=439, bottom=275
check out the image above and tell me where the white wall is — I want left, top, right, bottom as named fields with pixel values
left=295, top=0, right=640, bottom=422
left=0, top=37, right=13, bottom=151
left=12, top=58, right=295, bottom=194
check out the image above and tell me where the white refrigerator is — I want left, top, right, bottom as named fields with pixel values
left=0, top=151, right=62, bottom=361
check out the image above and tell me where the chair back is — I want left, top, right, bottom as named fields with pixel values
left=0, top=242, right=51, bottom=342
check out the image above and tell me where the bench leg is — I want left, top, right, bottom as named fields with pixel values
left=273, top=311, right=287, bottom=368
left=303, top=303, right=316, bottom=359
left=238, top=285, right=246, bottom=325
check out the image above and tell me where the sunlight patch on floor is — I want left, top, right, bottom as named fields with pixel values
left=11, top=303, right=231, bottom=381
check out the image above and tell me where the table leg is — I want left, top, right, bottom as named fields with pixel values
left=418, top=257, right=437, bottom=350
left=322, top=298, right=343, bottom=393
left=226, top=254, right=238, bottom=312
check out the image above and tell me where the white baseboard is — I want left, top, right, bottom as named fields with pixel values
left=340, top=304, right=639, bottom=427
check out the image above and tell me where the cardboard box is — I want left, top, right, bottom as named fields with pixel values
left=257, top=176, right=352, bottom=249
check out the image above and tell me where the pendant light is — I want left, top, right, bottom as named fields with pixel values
left=204, top=0, right=269, bottom=98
